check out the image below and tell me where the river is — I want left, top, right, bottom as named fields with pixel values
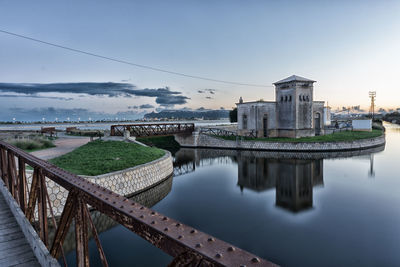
left=65, top=123, right=399, bottom=266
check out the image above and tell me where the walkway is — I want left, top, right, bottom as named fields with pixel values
left=0, top=193, right=40, bottom=267
left=30, top=135, right=91, bottom=160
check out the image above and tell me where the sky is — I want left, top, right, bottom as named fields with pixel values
left=0, top=0, right=399, bottom=121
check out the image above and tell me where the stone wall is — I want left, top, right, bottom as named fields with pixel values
left=175, top=133, right=386, bottom=152
left=27, top=151, right=173, bottom=217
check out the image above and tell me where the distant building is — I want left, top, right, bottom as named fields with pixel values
left=237, top=75, right=325, bottom=138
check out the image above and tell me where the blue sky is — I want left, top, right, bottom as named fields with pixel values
left=0, top=0, right=399, bottom=120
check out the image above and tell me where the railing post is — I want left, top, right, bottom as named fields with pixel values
left=7, top=150, right=18, bottom=201
left=75, top=197, right=89, bottom=267
left=18, top=157, right=27, bottom=213
left=1, top=149, right=9, bottom=189
left=37, top=170, right=48, bottom=246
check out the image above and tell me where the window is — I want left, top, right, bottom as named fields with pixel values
left=242, top=115, right=248, bottom=129
left=289, top=95, right=292, bottom=101
left=299, top=95, right=302, bottom=101
left=306, top=95, right=310, bottom=102
left=303, top=95, right=306, bottom=101
left=285, top=96, right=288, bottom=102
left=280, top=96, right=283, bottom=102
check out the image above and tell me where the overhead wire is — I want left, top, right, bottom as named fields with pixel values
left=0, top=29, right=273, bottom=88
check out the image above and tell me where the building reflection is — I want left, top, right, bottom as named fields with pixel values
left=238, top=155, right=323, bottom=212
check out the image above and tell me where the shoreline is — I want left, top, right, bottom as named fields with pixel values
left=176, top=133, right=386, bottom=152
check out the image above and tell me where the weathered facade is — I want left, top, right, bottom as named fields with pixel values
left=237, top=75, right=325, bottom=138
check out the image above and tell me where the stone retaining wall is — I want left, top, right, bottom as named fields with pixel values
left=27, top=151, right=173, bottom=217
left=175, top=132, right=386, bottom=152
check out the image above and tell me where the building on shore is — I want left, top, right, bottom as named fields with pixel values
left=236, top=75, right=326, bottom=138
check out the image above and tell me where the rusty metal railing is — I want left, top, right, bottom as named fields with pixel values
left=110, top=123, right=195, bottom=137
left=0, top=140, right=277, bottom=267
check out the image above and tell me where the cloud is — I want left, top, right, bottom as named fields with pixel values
left=156, top=95, right=190, bottom=107
left=205, top=96, right=213, bottom=99
left=0, top=83, right=190, bottom=108
left=139, top=104, right=154, bottom=109
left=0, top=82, right=137, bottom=97
left=0, top=94, right=73, bottom=101
left=197, top=88, right=216, bottom=95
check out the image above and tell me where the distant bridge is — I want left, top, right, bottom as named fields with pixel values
left=110, top=123, right=195, bottom=137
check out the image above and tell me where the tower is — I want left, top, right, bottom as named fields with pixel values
left=273, top=75, right=316, bottom=138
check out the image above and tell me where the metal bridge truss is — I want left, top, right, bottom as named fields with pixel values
left=200, top=127, right=257, bottom=138
left=0, top=140, right=275, bottom=267
left=110, top=123, right=195, bottom=137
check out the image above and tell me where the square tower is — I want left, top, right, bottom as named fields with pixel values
left=274, top=75, right=316, bottom=137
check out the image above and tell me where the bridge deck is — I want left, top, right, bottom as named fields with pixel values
left=0, top=193, right=40, bottom=267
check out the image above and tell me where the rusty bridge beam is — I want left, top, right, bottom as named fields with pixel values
left=0, top=140, right=276, bottom=267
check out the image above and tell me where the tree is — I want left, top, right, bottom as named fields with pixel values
left=229, top=108, right=237, bottom=123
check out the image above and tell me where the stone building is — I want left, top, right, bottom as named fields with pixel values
left=237, top=75, right=325, bottom=138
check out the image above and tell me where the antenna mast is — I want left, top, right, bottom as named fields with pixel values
left=369, top=91, right=376, bottom=120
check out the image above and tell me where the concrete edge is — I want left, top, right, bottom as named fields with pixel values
left=0, top=179, right=60, bottom=267
left=182, top=134, right=386, bottom=152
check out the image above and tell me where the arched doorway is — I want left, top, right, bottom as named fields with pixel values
left=314, top=113, right=321, bottom=136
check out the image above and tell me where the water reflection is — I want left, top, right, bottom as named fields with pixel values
left=238, top=156, right=323, bottom=212
left=174, top=145, right=384, bottom=214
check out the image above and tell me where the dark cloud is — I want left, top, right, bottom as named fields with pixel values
left=156, top=95, right=190, bottom=107
left=0, top=82, right=137, bottom=97
left=197, top=89, right=216, bottom=95
left=0, top=94, right=73, bottom=101
left=0, top=83, right=190, bottom=109
left=128, top=106, right=139, bottom=109
left=139, top=104, right=154, bottom=109
left=0, top=83, right=190, bottom=107
left=205, top=96, right=213, bottom=99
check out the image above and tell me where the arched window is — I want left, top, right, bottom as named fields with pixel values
left=306, top=95, right=310, bottom=102
left=285, top=96, right=288, bottom=102
left=289, top=95, right=292, bottom=101
left=280, top=96, right=283, bottom=102
left=299, top=95, right=302, bottom=101
left=303, top=95, right=306, bottom=101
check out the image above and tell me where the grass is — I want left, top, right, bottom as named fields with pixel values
left=49, top=140, right=165, bottom=176
left=136, top=136, right=181, bottom=155
left=216, top=129, right=384, bottom=143
left=8, top=137, right=56, bottom=152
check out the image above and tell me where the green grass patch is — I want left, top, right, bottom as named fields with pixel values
left=49, top=140, right=165, bottom=176
left=136, top=136, right=180, bottom=155
left=8, top=137, right=56, bottom=152
left=216, top=129, right=383, bottom=143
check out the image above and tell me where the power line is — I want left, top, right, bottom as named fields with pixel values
left=0, top=29, right=273, bottom=88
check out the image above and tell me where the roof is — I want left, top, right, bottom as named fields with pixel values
left=274, top=75, right=316, bottom=85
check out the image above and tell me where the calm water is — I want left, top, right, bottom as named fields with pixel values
left=66, top=123, right=400, bottom=267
